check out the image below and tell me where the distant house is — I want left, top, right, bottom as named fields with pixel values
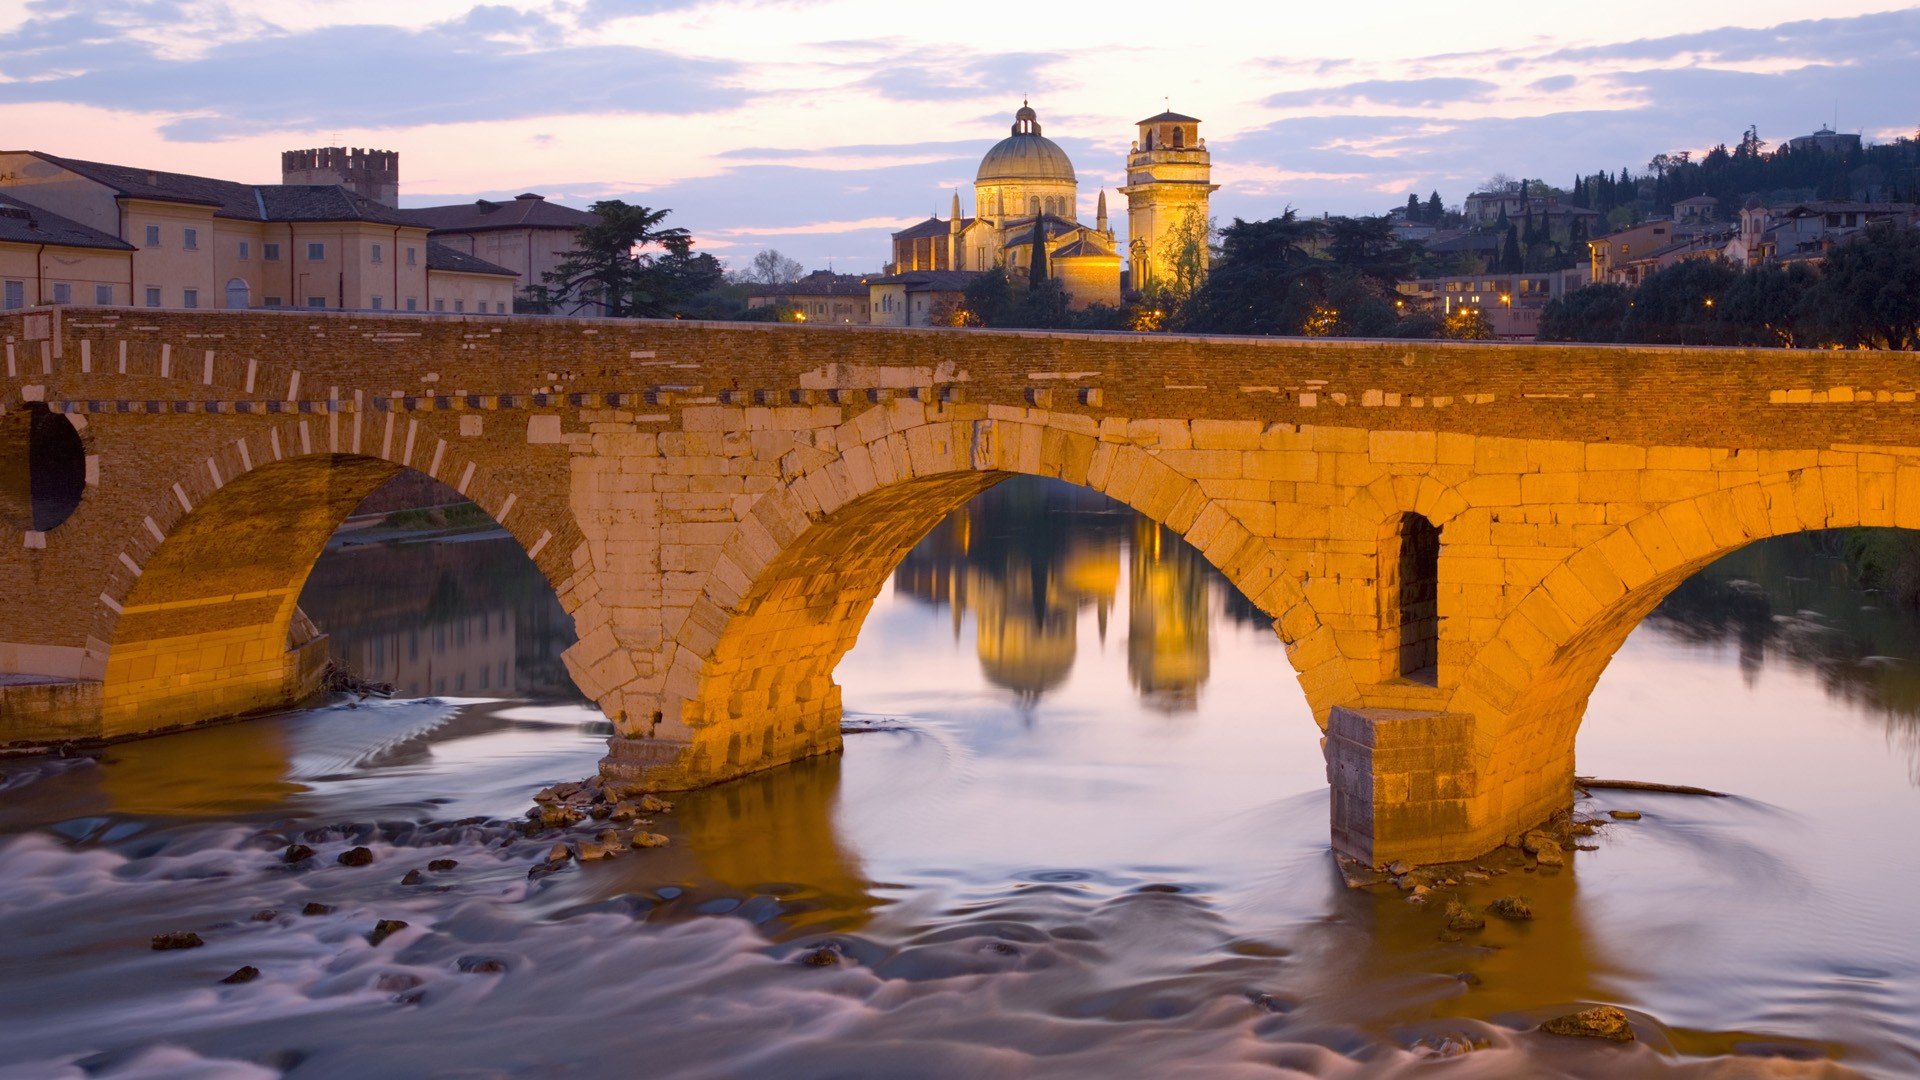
left=745, top=270, right=873, bottom=324
left=1727, top=200, right=1920, bottom=268
left=1395, top=267, right=1590, bottom=340
left=1588, top=220, right=1727, bottom=285
left=0, top=146, right=516, bottom=313
left=1786, top=126, right=1862, bottom=156
left=1672, top=195, right=1719, bottom=222
left=398, top=193, right=603, bottom=315
left=1462, top=191, right=1603, bottom=229
left=869, top=269, right=979, bottom=327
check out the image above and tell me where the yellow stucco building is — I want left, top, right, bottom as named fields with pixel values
left=873, top=103, right=1216, bottom=320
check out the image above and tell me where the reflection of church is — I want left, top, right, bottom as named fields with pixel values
left=892, top=479, right=1213, bottom=709
left=870, top=104, right=1216, bottom=324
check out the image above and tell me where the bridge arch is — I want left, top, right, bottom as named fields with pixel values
left=88, top=421, right=583, bottom=739
left=1452, top=464, right=1912, bottom=832
left=604, top=411, right=1362, bottom=789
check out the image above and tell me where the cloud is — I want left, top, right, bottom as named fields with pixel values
left=1263, top=77, right=1499, bottom=110
left=0, top=3, right=747, bottom=139
left=853, top=51, right=1059, bottom=103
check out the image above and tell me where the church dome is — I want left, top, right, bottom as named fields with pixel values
left=977, top=103, right=1076, bottom=184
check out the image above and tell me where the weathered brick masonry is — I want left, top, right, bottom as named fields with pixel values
left=5, top=305, right=1918, bottom=865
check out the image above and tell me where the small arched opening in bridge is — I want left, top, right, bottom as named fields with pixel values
left=1380, top=512, right=1441, bottom=685
left=0, top=402, right=87, bottom=534
left=94, top=454, right=578, bottom=739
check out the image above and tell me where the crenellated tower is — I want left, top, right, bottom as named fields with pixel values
left=1119, top=111, right=1217, bottom=296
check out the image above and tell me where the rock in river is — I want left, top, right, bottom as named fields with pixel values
left=1540, top=1005, right=1635, bottom=1041
left=151, top=931, right=204, bottom=950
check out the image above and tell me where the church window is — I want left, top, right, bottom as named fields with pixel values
left=1172, top=126, right=1185, bottom=149
left=1144, top=131, right=1154, bottom=151
left=1029, top=197, right=1040, bottom=214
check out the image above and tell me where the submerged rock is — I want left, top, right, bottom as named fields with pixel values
left=301, top=902, right=334, bottom=917
left=1540, top=1005, right=1635, bottom=1041
left=428, top=858, right=458, bottom=872
left=366, top=919, right=409, bottom=946
left=630, top=831, right=670, bottom=850
left=1609, top=810, right=1643, bottom=821
left=282, top=844, right=315, bottom=865
left=457, top=956, right=507, bottom=974
left=249, top=909, right=279, bottom=922
left=1411, top=1032, right=1475, bottom=1059
left=638, top=794, right=674, bottom=814
left=400, top=869, right=424, bottom=885
left=221, top=966, right=261, bottom=984
left=800, top=944, right=843, bottom=967
left=337, top=846, right=375, bottom=867
left=1487, top=896, right=1534, bottom=921
left=151, top=931, right=204, bottom=950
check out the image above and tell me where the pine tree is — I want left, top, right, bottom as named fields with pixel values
left=1501, top=225, right=1523, bottom=273
left=1426, top=191, right=1443, bottom=222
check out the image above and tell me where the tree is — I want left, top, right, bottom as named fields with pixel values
left=1156, top=209, right=1214, bottom=316
left=740, top=249, right=804, bottom=285
left=1443, top=307, right=1494, bottom=340
left=1482, top=172, right=1521, bottom=194
left=1180, top=212, right=1322, bottom=334
left=1325, top=215, right=1413, bottom=286
left=1425, top=191, right=1444, bottom=222
left=543, top=200, right=720, bottom=318
left=1803, top=224, right=1920, bottom=349
left=1718, top=263, right=1817, bottom=347
left=1500, top=225, right=1523, bottom=273
left=1619, top=258, right=1741, bottom=345
left=960, top=268, right=1015, bottom=327
left=1539, top=283, right=1632, bottom=342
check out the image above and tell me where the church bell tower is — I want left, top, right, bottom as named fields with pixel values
left=1119, top=111, right=1217, bottom=295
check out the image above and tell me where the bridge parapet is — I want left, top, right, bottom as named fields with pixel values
left=7, top=306, right=1920, bottom=866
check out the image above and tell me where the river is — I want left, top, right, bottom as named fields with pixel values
left=0, top=478, right=1915, bottom=1078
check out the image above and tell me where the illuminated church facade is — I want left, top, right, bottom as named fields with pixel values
left=870, top=103, right=1216, bottom=325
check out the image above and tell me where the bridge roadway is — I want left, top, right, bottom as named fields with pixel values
left=3, top=306, right=1914, bottom=865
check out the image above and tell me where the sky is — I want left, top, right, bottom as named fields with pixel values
left=2, top=0, right=1917, bottom=272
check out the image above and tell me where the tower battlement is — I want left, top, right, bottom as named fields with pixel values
left=280, top=146, right=400, bottom=207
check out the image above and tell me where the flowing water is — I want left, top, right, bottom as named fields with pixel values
left=1, top=479, right=1917, bottom=1078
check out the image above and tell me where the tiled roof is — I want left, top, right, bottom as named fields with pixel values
left=892, top=216, right=955, bottom=241
left=33, top=153, right=418, bottom=225
left=1051, top=239, right=1115, bottom=258
left=425, top=242, right=517, bottom=277
left=871, top=269, right=980, bottom=290
left=0, top=192, right=134, bottom=251
left=1138, top=111, right=1201, bottom=124
left=401, top=194, right=601, bottom=233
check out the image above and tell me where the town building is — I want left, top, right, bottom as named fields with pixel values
left=1587, top=219, right=1725, bottom=286
left=398, top=193, right=604, bottom=315
left=1725, top=199, right=1920, bottom=267
left=868, top=269, right=977, bottom=327
left=1462, top=191, right=1604, bottom=230
left=1786, top=126, right=1863, bottom=156
left=0, top=148, right=518, bottom=313
left=874, top=103, right=1215, bottom=319
left=1395, top=267, right=1591, bottom=340
left=743, top=270, right=872, bottom=323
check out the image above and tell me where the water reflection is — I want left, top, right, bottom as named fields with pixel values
left=1647, top=533, right=1920, bottom=782
left=299, top=530, right=578, bottom=700
left=895, top=480, right=1242, bottom=710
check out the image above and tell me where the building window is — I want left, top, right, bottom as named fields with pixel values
left=263, top=243, right=281, bottom=261
left=307, top=242, right=325, bottom=261
left=496, top=302, right=506, bottom=314
left=434, top=299, right=445, bottom=311
left=371, top=296, right=383, bottom=310
left=454, top=300, right=464, bottom=312
left=183, top=228, right=198, bottom=250
left=144, top=286, right=161, bottom=307
left=406, top=247, right=417, bottom=266
left=307, top=296, right=325, bottom=309
left=263, top=296, right=282, bottom=307
left=182, top=288, right=198, bottom=309
left=50, top=283, right=70, bottom=304
left=371, top=244, right=383, bottom=264
left=238, top=241, right=250, bottom=260
left=406, top=297, right=417, bottom=311
left=144, top=225, right=160, bottom=246
left=3, top=280, right=23, bottom=309
left=95, top=284, right=113, bottom=304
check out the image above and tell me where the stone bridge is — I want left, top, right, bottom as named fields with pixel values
left=4, top=306, right=1914, bottom=866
